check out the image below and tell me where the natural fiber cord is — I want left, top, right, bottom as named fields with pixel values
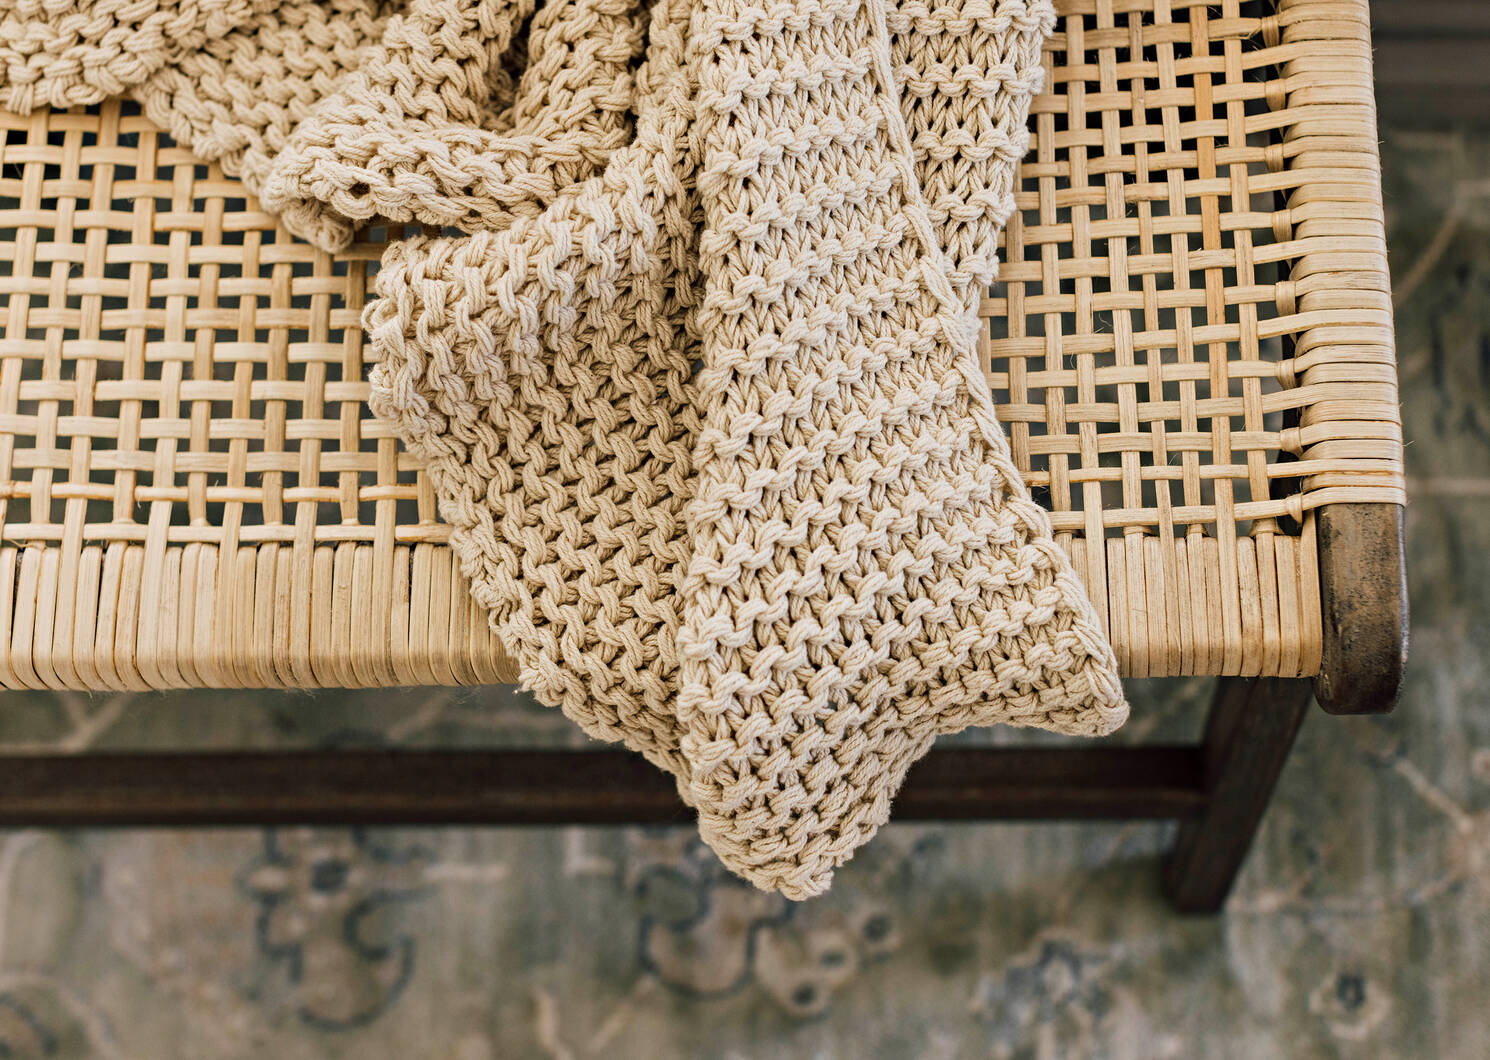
left=369, top=0, right=707, bottom=780
left=131, top=0, right=392, bottom=198
left=0, top=0, right=272, bottom=111
left=1, top=0, right=1130, bottom=895
left=260, top=0, right=646, bottom=251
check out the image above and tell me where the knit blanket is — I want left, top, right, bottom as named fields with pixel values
left=2, top=0, right=1128, bottom=897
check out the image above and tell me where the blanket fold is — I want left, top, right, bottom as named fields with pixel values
left=260, top=0, right=647, bottom=250
left=2, top=0, right=1128, bottom=897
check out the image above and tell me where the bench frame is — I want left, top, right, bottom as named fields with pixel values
left=0, top=502, right=1405, bottom=912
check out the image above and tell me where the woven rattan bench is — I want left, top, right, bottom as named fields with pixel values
left=0, top=0, right=1407, bottom=911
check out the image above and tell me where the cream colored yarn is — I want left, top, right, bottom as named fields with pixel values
left=889, top=0, right=1049, bottom=305
left=0, top=0, right=269, bottom=112
left=368, top=0, right=1127, bottom=898
left=2, top=0, right=641, bottom=255
left=679, top=0, right=1125, bottom=897
left=367, top=0, right=705, bottom=780
left=132, top=0, right=392, bottom=195
left=0, top=0, right=393, bottom=211
left=259, top=0, right=647, bottom=251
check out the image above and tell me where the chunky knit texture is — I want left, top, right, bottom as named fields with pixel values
left=366, top=0, right=1127, bottom=897
left=2, top=0, right=1128, bottom=897
left=0, top=0, right=271, bottom=112
left=1, top=0, right=395, bottom=219
left=678, top=0, right=1125, bottom=897
left=2, top=0, right=641, bottom=253
left=260, top=0, right=647, bottom=250
left=368, top=0, right=705, bottom=780
left=132, top=0, right=392, bottom=196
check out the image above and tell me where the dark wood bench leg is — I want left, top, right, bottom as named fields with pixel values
left=1315, top=503, right=1408, bottom=716
left=1161, top=676, right=1314, bottom=913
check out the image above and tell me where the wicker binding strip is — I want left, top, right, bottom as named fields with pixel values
left=0, top=0, right=1403, bottom=690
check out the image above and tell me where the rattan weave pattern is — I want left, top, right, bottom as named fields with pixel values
left=0, top=0, right=1403, bottom=690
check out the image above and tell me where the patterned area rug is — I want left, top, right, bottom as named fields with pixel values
left=0, top=125, right=1486, bottom=1059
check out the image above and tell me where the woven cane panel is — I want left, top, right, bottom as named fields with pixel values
left=0, top=0, right=1401, bottom=689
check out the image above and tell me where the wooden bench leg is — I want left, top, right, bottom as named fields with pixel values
left=1162, top=676, right=1314, bottom=913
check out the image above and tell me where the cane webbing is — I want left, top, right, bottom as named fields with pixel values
left=0, top=0, right=1402, bottom=689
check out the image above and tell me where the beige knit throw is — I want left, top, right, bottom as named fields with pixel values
left=1, top=0, right=1129, bottom=897
left=368, top=0, right=1128, bottom=897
